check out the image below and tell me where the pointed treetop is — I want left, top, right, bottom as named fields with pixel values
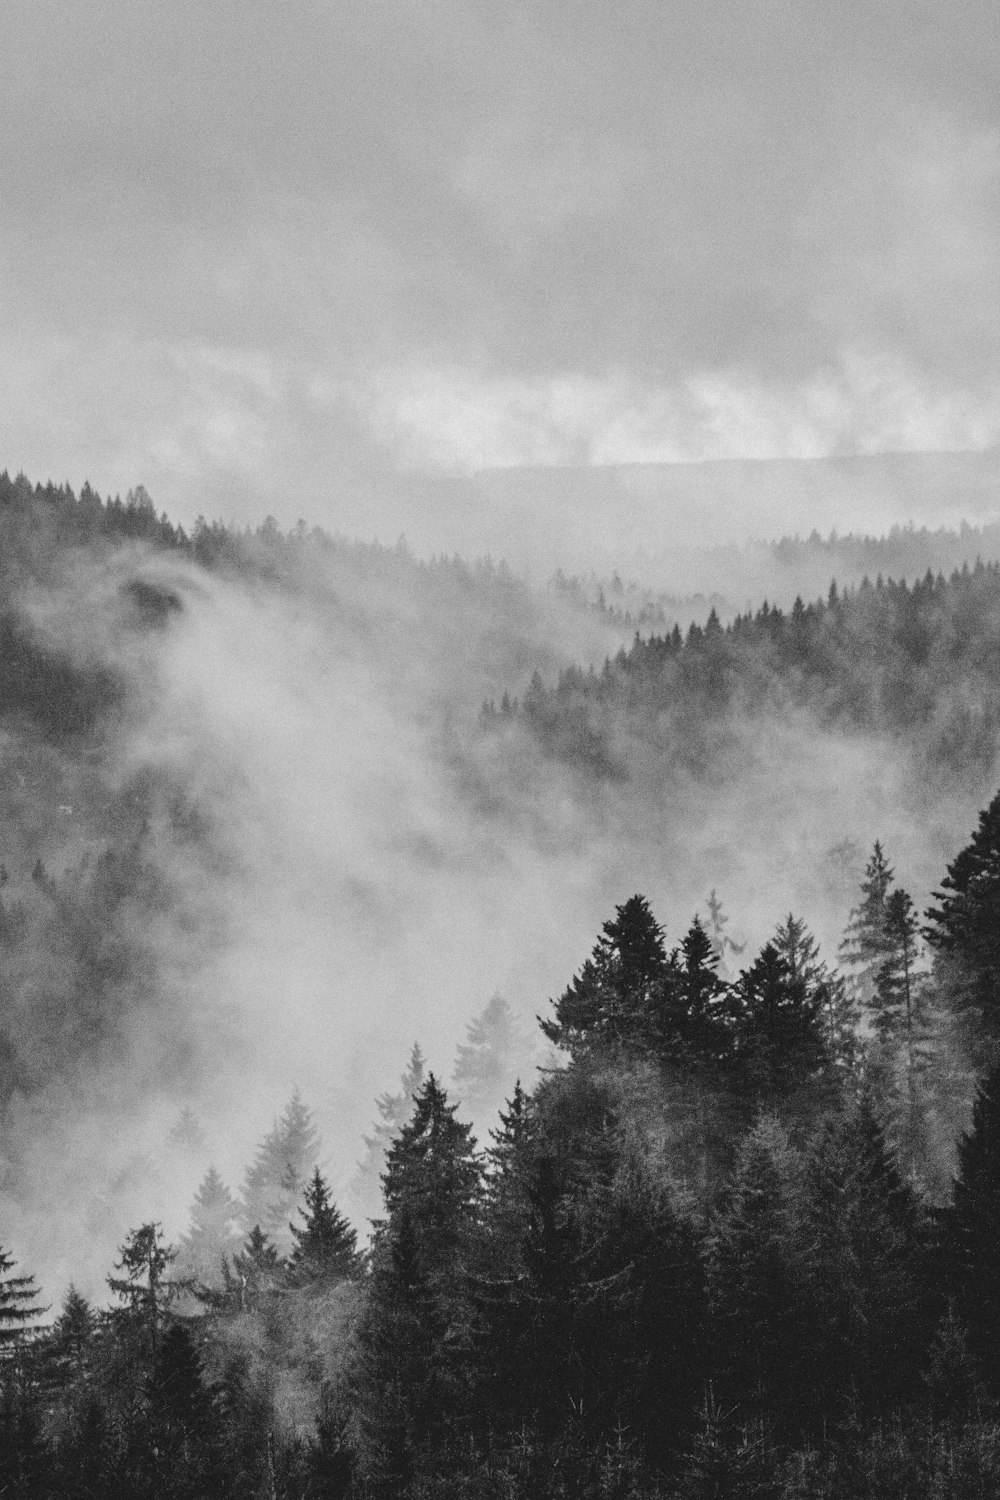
left=288, top=1167, right=360, bottom=1284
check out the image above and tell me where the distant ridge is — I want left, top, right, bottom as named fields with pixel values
left=469, top=448, right=1000, bottom=578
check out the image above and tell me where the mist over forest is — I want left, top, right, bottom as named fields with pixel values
left=1, top=459, right=1000, bottom=1493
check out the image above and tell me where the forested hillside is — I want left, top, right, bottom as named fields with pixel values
left=3, top=792, right=1000, bottom=1495
left=3, top=471, right=1000, bottom=1494
left=488, top=561, right=1000, bottom=787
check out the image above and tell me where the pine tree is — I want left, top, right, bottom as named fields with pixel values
left=840, top=840, right=895, bottom=1008
left=873, top=887, right=935, bottom=1182
left=221, top=1226, right=285, bottom=1313
left=241, top=1089, right=320, bottom=1252
left=942, top=1062, right=1000, bottom=1386
left=108, top=1223, right=187, bottom=1352
left=351, top=1042, right=426, bottom=1225
left=40, top=1285, right=94, bottom=1391
left=354, top=1074, right=482, bottom=1492
left=144, top=1321, right=224, bottom=1498
left=288, top=1168, right=360, bottom=1286
left=775, top=913, right=860, bottom=1083
left=726, top=941, right=829, bottom=1113
left=0, top=1246, right=43, bottom=1354
left=176, top=1166, right=241, bottom=1290
left=657, top=917, right=731, bottom=1072
left=708, top=1116, right=812, bottom=1428
left=803, top=1101, right=928, bottom=1418
left=167, top=1106, right=208, bottom=1156
left=926, top=788, right=1000, bottom=1045
left=452, top=994, right=535, bottom=1125
left=540, top=894, right=669, bottom=1054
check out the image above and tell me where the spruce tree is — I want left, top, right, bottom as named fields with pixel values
left=803, top=1101, right=928, bottom=1418
left=926, top=788, right=1000, bottom=1045
left=942, top=1062, right=1000, bottom=1386
left=351, top=1042, right=426, bottom=1224
left=354, top=1074, right=482, bottom=1493
left=41, top=1285, right=94, bottom=1391
left=840, top=840, right=895, bottom=1007
left=726, top=941, right=829, bottom=1113
left=241, top=1089, right=320, bottom=1252
left=176, top=1166, right=241, bottom=1290
left=108, top=1223, right=186, bottom=1352
left=287, top=1167, right=360, bottom=1286
left=775, top=913, right=860, bottom=1083
left=707, top=1116, right=812, bottom=1428
left=223, top=1226, right=284, bottom=1313
left=452, top=993, right=535, bottom=1124
left=540, top=893, right=669, bottom=1054
left=873, top=887, right=935, bottom=1182
left=0, top=1246, right=43, bottom=1353
left=666, top=916, right=731, bottom=1071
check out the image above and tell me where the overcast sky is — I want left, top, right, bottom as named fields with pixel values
left=2, top=1, right=998, bottom=535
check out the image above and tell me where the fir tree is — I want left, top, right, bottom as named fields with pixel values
left=873, top=887, right=935, bottom=1182
left=708, top=1116, right=812, bottom=1427
left=354, top=1074, right=482, bottom=1492
left=288, top=1167, right=360, bottom=1286
left=144, top=1321, right=224, bottom=1498
left=40, top=1285, right=94, bottom=1391
left=803, top=1101, right=928, bottom=1418
left=241, top=1089, right=320, bottom=1252
left=657, top=916, right=730, bottom=1072
left=0, top=1246, right=43, bottom=1353
left=726, top=941, right=829, bottom=1112
left=167, top=1106, right=208, bottom=1156
left=452, top=993, right=535, bottom=1124
left=540, top=894, right=669, bottom=1054
left=840, top=840, right=895, bottom=1008
left=176, top=1165, right=241, bottom=1290
left=926, top=788, right=1000, bottom=1046
left=942, top=1062, right=1000, bottom=1386
left=351, top=1042, right=426, bottom=1225
left=108, top=1224, right=187, bottom=1352
left=222, top=1226, right=285, bottom=1313
left=775, top=913, right=860, bottom=1083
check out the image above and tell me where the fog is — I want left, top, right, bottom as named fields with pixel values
left=1, top=493, right=996, bottom=1302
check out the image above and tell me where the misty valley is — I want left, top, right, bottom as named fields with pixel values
left=5, top=472, right=1000, bottom=1497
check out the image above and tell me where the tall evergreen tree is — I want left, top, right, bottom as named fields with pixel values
left=353, top=1074, right=481, bottom=1494
left=726, top=941, right=829, bottom=1112
left=926, top=788, right=1000, bottom=1045
left=840, top=840, right=895, bottom=1008
left=288, top=1168, right=360, bottom=1287
left=241, top=1089, right=320, bottom=1252
left=708, top=1116, right=812, bottom=1429
left=107, top=1223, right=186, bottom=1353
left=540, top=894, right=669, bottom=1054
left=942, top=1061, right=1000, bottom=1387
left=0, top=1246, right=43, bottom=1353
left=775, top=913, right=860, bottom=1083
left=176, top=1166, right=242, bottom=1290
left=452, top=993, right=535, bottom=1125
left=351, top=1042, right=426, bottom=1225
left=143, top=1321, right=224, bottom=1498
left=803, top=1101, right=928, bottom=1419
left=873, top=887, right=935, bottom=1181
left=661, top=917, right=731, bottom=1071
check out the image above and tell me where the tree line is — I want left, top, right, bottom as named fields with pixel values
left=483, top=561, right=1000, bottom=784
left=2, top=792, right=1000, bottom=1494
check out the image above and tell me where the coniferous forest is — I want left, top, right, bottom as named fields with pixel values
left=6, top=474, right=1000, bottom=1495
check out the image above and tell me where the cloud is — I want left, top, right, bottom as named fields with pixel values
left=0, top=1, right=997, bottom=520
